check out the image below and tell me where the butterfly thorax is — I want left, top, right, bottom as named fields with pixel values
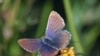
left=42, top=37, right=59, bottom=50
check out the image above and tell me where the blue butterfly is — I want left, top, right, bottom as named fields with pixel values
left=18, top=11, right=71, bottom=56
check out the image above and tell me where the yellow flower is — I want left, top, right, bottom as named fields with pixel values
left=58, top=47, right=75, bottom=56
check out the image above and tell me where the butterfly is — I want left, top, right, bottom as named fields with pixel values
left=18, top=11, right=71, bottom=56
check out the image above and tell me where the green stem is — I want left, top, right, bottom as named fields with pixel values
left=34, top=0, right=53, bottom=56
left=35, top=0, right=53, bottom=38
left=63, top=0, right=84, bottom=55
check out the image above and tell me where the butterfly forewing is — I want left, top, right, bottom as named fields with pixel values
left=46, top=11, right=65, bottom=39
left=18, top=39, right=41, bottom=53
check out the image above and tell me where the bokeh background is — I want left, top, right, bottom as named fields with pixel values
left=0, top=0, right=100, bottom=56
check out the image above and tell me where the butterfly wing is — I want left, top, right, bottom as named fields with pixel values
left=45, top=11, right=71, bottom=49
left=46, top=11, right=65, bottom=39
left=38, top=42, right=58, bottom=56
left=52, top=30, right=71, bottom=49
left=18, top=39, right=41, bottom=53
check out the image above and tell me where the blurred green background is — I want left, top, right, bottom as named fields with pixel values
left=0, top=0, right=100, bottom=56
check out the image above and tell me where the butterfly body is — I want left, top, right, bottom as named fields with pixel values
left=18, top=11, right=71, bottom=56
left=42, top=37, right=59, bottom=50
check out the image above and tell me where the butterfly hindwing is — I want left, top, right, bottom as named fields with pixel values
left=52, top=30, right=71, bottom=49
left=18, top=39, right=41, bottom=53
